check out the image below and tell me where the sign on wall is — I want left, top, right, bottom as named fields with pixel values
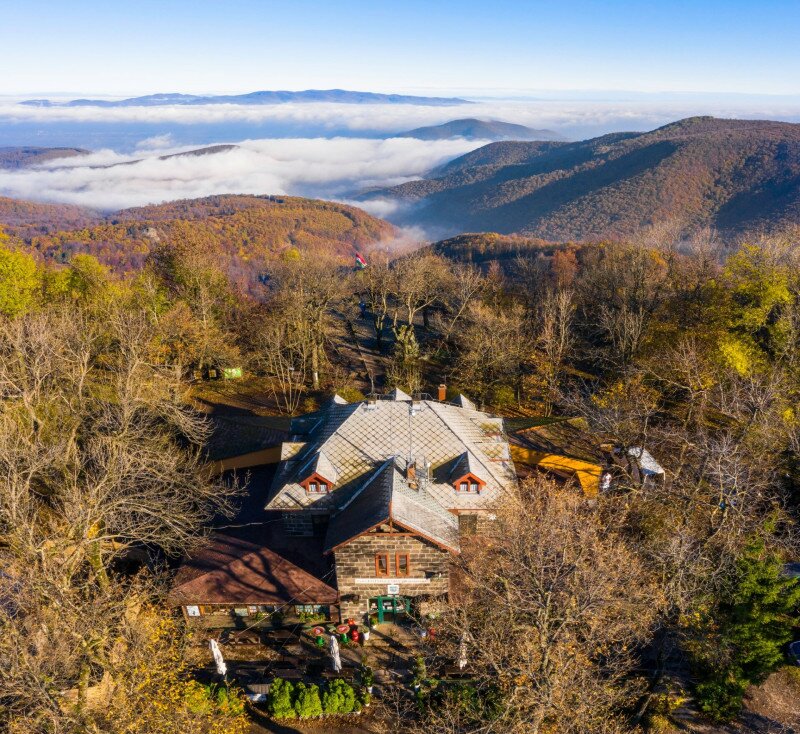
left=387, top=583, right=400, bottom=595
left=186, top=605, right=201, bottom=617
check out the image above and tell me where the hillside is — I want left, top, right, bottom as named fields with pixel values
left=396, top=118, right=563, bottom=142
left=0, top=194, right=395, bottom=290
left=426, top=232, right=562, bottom=266
left=22, top=89, right=470, bottom=107
left=367, top=117, right=800, bottom=240
left=0, top=196, right=101, bottom=237
left=0, top=146, right=89, bottom=169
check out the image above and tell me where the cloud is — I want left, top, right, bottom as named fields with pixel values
left=4, top=93, right=800, bottom=214
left=3, top=95, right=800, bottom=141
left=0, top=136, right=485, bottom=211
left=135, top=133, right=177, bottom=151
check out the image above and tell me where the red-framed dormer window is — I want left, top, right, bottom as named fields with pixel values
left=453, top=473, right=485, bottom=494
left=300, top=473, right=331, bottom=494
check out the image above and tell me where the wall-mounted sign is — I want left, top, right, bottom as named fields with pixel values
left=186, top=605, right=200, bottom=617
left=387, top=583, right=400, bottom=595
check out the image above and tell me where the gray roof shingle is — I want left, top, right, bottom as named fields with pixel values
left=268, top=395, right=517, bottom=546
left=323, top=458, right=461, bottom=553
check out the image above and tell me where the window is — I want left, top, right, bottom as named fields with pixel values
left=375, top=553, right=389, bottom=576
left=294, top=604, right=326, bottom=615
left=455, top=474, right=484, bottom=493
left=303, top=476, right=329, bottom=494
left=396, top=554, right=410, bottom=576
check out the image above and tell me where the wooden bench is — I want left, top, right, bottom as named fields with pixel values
left=271, top=668, right=303, bottom=680
left=270, top=629, right=296, bottom=641
left=442, top=665, right=474, bottom=678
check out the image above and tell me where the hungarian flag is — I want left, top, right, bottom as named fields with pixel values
left=354, top=253, right=367, bottom=269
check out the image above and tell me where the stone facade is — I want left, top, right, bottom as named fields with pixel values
left=282, top=511, right=314, bottom=536
left=333, top=532, right=451, bottom=619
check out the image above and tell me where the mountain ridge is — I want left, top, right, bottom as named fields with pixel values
left=21, top=89, right=471, bottom=108
left=365, top=116, right=800, bottom=240
left=0, top=146, right=90, bottom=169
left=395, top=118, right=563, bottom=142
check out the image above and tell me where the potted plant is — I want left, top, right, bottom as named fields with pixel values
left=411, top=655, right=427, bottom=691
left=360, top=663, right=375, bottom=694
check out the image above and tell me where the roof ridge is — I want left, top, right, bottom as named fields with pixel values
left=425, top=401, right=508, bottom=489
left=337, top=457, right=395, bottom=513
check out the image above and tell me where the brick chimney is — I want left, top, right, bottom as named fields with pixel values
left=406, top=461, right=418, bottom=489
left=438, top=383, right=447, bottom=401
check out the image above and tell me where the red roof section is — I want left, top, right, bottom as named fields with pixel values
left=169, top=534, right=338, bottom=606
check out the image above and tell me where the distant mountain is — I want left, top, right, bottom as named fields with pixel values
left=366, top=117, right=800, bottom=240
left=104, top=145, right=240, bottom=169
left=0, top=146, right=89, bottom=169
left=396, top=118, right=563, bottom=142
left=21, top=89, right=470, bottom=108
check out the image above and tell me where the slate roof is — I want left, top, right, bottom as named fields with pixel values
left=169, top=534, right=338, bottom=606
left=323, top=460, right=395, bottom=552
left=451, top=394, right=476, bottom=410
left=313, top=452, right=338, bottom=483
left=449, top=450, right=489, bottom=483
left=265, top=394, right=516, bottom=552
left=266, top=395, right=517, bottom=517
left=323, top=458, right=461, bottom=554
left=205, top=414, right=291, bottom=461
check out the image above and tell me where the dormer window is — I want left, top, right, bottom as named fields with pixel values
left=453, top=473, right=485, bottom=493
left=301, top=473, right=331, bottom=494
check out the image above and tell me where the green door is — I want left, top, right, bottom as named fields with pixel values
left=372, top=595, right=410, bottom=623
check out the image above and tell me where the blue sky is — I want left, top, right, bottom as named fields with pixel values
left=2, top=0, right=800, bottom=96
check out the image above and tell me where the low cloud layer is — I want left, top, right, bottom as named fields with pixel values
left=4, top=94, right=800, bottom=214
left=3, top=94, right=800, bottom=141
left=0, top=136, right=483, bottom=211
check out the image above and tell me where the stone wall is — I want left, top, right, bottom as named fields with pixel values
left=282, top=511, right=313, bottom=536
left=334, top=533, right=451, bottom=619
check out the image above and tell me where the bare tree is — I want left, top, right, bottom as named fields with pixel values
left=0, top=305, right=242, bottom=731
left=408, top=479, right=661, bottom=734
left=265, top=253, right=348, bottom=389
left=535, top=289, right=575, bottom=415
left=452, top=301, right=533, bottom=408
left=356, top=250, right=393, bottom=350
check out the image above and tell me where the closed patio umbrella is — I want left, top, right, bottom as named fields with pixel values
left=457, top=633, right=468, bottom=670
left=329, top=634, right=342, bottom=673
left=209, top=638, right=227, bottom=678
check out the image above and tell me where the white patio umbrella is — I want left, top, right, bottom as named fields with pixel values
left=209, top=638, right=227, bottom=678
left=329, top=634, right=342, bottom=673
left=457, top=633, right=468, bottom=670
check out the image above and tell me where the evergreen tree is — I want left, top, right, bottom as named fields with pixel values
left=267, top=678, right=296, bottom=719
left=692, top=538, right=800, bottom=721
left=294, top=682, right=323, bottom=719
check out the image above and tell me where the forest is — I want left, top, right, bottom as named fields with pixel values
left=0, top=212, right=798, bottom=734
left=370, top=117, right=800, bottom=241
